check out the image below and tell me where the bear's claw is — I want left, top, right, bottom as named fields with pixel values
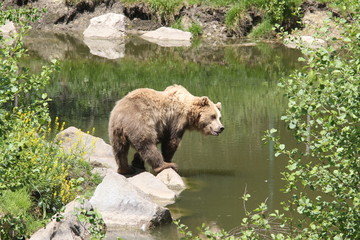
left=154, top=162, right=178, bottom=174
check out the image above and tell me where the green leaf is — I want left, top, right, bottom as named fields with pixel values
left=289, top=122, right=296, bottom=129
left=287, top=163, right=297, bottom=171
left=298, top=57, right=306, bottom=62
left=11, top=86, right=18, bottom=93
left=270, top=128, right=277, bottom=134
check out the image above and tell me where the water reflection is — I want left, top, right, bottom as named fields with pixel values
left=83, top=38, right=125, bottom=59
left=25, top=32, right=302, bottom=238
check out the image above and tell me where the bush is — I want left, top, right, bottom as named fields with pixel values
left=0, top=4, right=101, bottom=238
left=264, top=2, right=359, bottom=239
left=176, top=1, right=360, bottom=239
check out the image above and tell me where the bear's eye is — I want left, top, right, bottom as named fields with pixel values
left=211, top=115, right=216, bottom=120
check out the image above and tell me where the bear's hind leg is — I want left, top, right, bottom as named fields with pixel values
left=113, top=141, right=134, bottom=175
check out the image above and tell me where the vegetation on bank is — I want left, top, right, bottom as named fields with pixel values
left=64, top=0, right=357, bottom=38
left=175, top=1, right=360, bottom=239
left=0, top=5, right=102, bottom=239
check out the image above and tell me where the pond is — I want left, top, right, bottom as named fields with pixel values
left=26, top=32, right=302, bottom=239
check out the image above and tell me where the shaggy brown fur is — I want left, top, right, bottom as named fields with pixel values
left=108, top=85, right=224, bottom=175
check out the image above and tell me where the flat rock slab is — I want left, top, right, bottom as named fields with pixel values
left=141, top=27, right=192, bottom=47
left=90, top=171, right=172, bottom=230
left=83, top=13, right=126, bottom=39
left=129, top=172, right=176, bottom=206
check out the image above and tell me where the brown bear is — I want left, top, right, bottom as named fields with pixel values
left=108, top=85, right=224, bottom=175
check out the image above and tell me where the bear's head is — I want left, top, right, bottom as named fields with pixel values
left=190, top=96, right=224, bottom=136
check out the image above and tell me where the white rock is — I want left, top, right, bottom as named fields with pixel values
left=30, top=199, right=93, bottom=240
left=156, top=168, right=186, bottom=195
left=89, top=171, right=172, bottom=230
left=0, top=20, right=16, bottom=37
left=83, top=13, right=126, bottom=39
left=57, top=127, right=117, bottom=172
left=141, top=27, right=192, bottom=47
left=83, top=38, right=125, bottom=59
left=129, top=172, right=176, bottom=206
left=284, top=35, right=327, bottom=49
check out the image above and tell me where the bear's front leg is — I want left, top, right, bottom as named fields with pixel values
left=138, top=144, right=178, bottom=174
left=161, top=136, right=182, bottom=163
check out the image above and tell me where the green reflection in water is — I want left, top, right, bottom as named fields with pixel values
left=27, top=34, right=302, bottom=237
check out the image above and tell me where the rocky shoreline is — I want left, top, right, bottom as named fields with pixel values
left=30, top=127, right=187, bottom=239
left=2, top=0, right=231, bottom=41
left=2, top=0, right=343, bottom=49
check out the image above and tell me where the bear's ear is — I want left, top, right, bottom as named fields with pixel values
left=194, top=96, right=210, bottom=107
left=216, top=102, right=222, bottom=111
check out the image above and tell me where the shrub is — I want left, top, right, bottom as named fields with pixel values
left=264, top=2, right=360, bottom=238
left=0, top=4, right=101, bottom=238
left=176, top=1, right=360, bottom=238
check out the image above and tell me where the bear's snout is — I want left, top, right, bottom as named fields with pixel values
left=211, top=125, right=224, bottom=136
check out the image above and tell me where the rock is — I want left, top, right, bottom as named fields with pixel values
left=301, top=10, right=341, bottom=40
left=30, top=199, right=95, bottom=240
left=284, top=35, right=327, bottom=49
left=141, top=27, right=192, bottom=47
left=89, top=171, right=172, bottom=230
left=83, top=38, right=125, bottom=59
left=0, top=20, right=16, bottom=37
left=31, top=0, right=70, bottom=29
left=156, top=168, right=186, bottom=195
left=83, top=13, right=126, bottom=39
left=57, top=127, right=117, bottom=172
left=129, top=172, right=176, bottom=206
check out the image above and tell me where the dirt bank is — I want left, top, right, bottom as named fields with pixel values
left=2, top=0, right=343, bottom=42
left=2, top=0, right=258, bottom=41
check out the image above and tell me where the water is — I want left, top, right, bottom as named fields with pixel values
left=26, top=32, right=302, bottom=239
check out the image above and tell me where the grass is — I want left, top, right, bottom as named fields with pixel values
left=248, top=18, right=274, bottom=39
left=0, top=189, right=31, bottom=216
left=0, top=188, right=48, bottom=234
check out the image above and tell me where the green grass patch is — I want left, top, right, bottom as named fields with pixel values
left=0, top=188, right=31, bottom=216
left=248, top=18, right=274, bottom=39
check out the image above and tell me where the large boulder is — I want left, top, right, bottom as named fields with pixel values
left=89, top=171, right=172, bottom=230
left=83, top=13, right=126, bottom=39
left=128, top=172, right=177, bottom=206
left=141, top=27, right=192, bottom=47
left=57, top=127, right=117, bottom=172
left=30, top=199, right=95, bottom=240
